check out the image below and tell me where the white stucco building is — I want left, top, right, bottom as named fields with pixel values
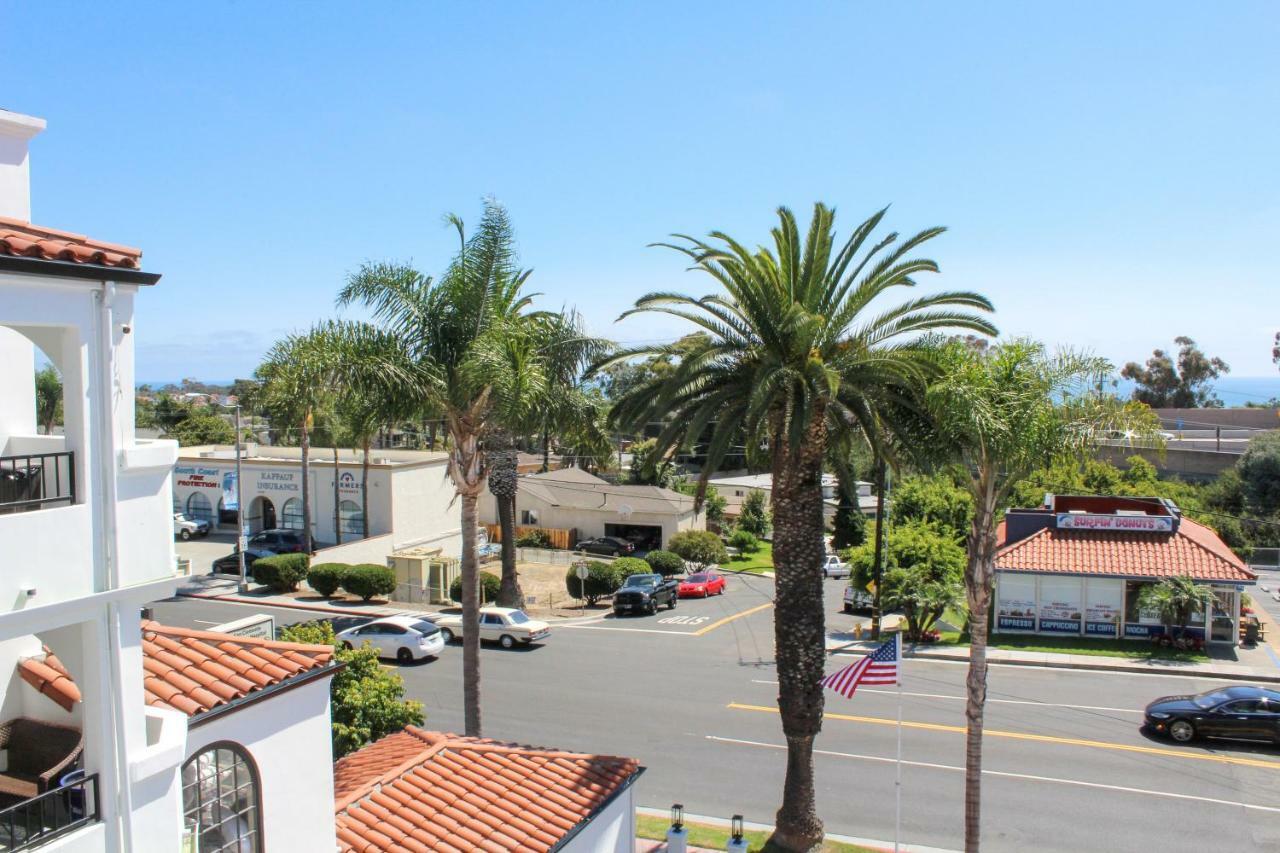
left=708, top=471, right=877, bottom=525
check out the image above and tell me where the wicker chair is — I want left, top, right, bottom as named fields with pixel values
left=0, top=718, right=83, bottom=800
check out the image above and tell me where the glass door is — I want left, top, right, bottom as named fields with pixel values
left=1210, top=590, right=1235, bottom=643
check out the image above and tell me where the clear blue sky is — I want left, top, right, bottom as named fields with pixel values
left=6, top=2, right=1279, bottom=395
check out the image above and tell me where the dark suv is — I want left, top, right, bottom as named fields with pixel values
left=576, top=536, right=636, bottom=557
left=613, top=574, right=678, bottom=616
left=246, top=529, right=328, bottom=554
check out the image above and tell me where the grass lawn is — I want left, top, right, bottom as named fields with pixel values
left=932, top=621, right=1209, bottom=661
left=635, top=814, right=881, bottom=853
left=725, top=542, right=775, bottom=574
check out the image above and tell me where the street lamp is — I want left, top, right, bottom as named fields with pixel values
left=666, top=803, right=686, bottom=853
left=216, top=401, right=248, bottom=594
left=726, top=814, right=748, bottom=852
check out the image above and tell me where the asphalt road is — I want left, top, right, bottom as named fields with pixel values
left=150, top=576, right=1280, bottom=852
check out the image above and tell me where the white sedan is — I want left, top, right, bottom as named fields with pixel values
left=434, top=607, right=551, bottom=649
left=336, top=616, right=445, bottom=663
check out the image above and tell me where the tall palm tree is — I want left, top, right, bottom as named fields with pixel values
left=599, top=204, right=994, bottom=851
left=338, top=200, right=534, bottom=737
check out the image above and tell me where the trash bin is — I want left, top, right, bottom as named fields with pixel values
left=59, top=768, right=85, bottom=819
left=1244, top=620, right=1260, bottom=645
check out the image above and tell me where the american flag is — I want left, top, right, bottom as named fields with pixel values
left=821, top=634, right=900, bottom=698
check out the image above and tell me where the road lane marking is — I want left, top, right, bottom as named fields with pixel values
left=749, top=681, right=1141, bottom=714
left=707, top=735, right=1280, bottom=814
left=726, top=703, right=1280, bottom=771
left=558, top=624, right=694, bottom=636
left=692, top=602, right=774, bottom=636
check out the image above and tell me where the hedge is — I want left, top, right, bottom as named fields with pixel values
left=450, top=571, right=502, bottom=604
left=667, top=530, right=728, bottom=567
left=515, top=529, right=554, bottom=548
left=307, top=563, right=348, bottom=597
left=564, top=560, right=624, bottom=605
left=612, top=556, right=651, bottom=579
left=252, top=553, right=309, bottom=593
left=727, top=529, right=761, bottom=555
left=644, top=550, right=685, bottom=576
left=340, top=564, right=396, bottom=602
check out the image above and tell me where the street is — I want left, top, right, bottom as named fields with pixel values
left=151, top=576, right=1280, bottom=852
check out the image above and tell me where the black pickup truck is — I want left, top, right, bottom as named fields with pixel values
left=613, top=573, right=679, bottom=616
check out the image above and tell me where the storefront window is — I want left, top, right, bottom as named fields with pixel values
left=1038, top=576, right=1083, bottom=634
left=995, top=575, right=1037, bottom=633
left=1084, top=579, right=1123, bottom=637
left=339, top=500, right=364, bottom=536
left=281, top=498, right=304, bottom=530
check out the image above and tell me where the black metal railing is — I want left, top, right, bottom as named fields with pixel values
left=0, top=773, right=99, bottom=851
left=0, top=452, right=75, bottom=514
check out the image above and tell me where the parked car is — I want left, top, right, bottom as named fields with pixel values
left=246, top=528, right=331, bottom=554
left=613, top=573, right=678, bottom=615
left=576, top=536, right=636, bottom=557
left=843, top=584, right=872, bottom=614
left=822, top=554, right=851, bottom=579
left=337, top=616, right=445, bottom=663
left=211, top=547, right=275, bottom=577
left=434, top=607, right=551, bottom=649
left=678, top=572, right=726, bottom=598
left=173, top=512, right=210, bottom=541
left=1144, top=685, right=1280, bottom=744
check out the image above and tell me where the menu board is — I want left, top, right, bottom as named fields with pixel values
left=1084, top=579, right=1122, bottom=637
left=996, top=575, right=1037, bottom=632
left=1038, top=577, right=1082, bottom=634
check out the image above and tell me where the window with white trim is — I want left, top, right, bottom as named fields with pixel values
left=181, top=743, right=261, bottom=852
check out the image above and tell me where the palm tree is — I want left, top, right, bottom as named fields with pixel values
left=1137, top=576, right=1215, bottom=642
left=34, top=365, right=61, bottom=435
left=598, top=204, right=995, bottom=851
left=925, top=339, right=1159, bottom=852
left=338, top=200, right=535, bottom=737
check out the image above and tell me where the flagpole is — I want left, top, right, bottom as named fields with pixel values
left=894, top=633, right=902, bottom=853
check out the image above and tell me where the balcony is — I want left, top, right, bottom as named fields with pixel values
left=0, top=775, right=99, bottom=852
left=0, top=452, right=75, bottom=515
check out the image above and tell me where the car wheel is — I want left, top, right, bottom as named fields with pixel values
left=341, top=641, right=354, bottom=650
left=843, top=604, right=853, bottom=615
left=499, top=634, right=516, bottom=649
left=396, top=647, right=413, bottom=664
left=1169, top=720, right=1196, bottom=743
left=669, top=597, right=677, bottom=610
left=180, top=530, right=191, bottom=541
left=440, top=628, right=454, bottom=643
left=648, top=600, right=657, bottom=615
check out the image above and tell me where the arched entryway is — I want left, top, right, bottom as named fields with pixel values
left=246, top=496, right=275, bottom=533
left=185, top=492, right=213, bottom=525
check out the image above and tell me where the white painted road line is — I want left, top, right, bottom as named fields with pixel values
left=750, top=680, right=1143, bottom=714
left=707, top=735, right=1280, bottom=815
left=825, top=654, right=1266, bottom=683
left=557, top=624, right=694, bottom=636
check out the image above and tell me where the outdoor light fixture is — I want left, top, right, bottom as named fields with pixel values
left=731, top=815, right=744, bottom=842
left=670, top=804, right=684, bottom=831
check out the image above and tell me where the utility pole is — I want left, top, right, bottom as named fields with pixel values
left=870, top=455, right=887, bottom=640
left=233, top=405, right=247, bottom=594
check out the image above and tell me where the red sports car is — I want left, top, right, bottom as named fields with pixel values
left=678, top=572, right=726, bottom=598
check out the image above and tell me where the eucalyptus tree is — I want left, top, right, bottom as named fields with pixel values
left=925, top=339, right=1159, bottom=852
left=598, top=203, right=994, bottom=851
left=338, top=200, right=534, bottom=737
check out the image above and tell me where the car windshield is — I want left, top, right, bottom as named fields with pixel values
left=625, top=575, right=657, bottom=587
left=687, top=574, right=707, bottom=582
left=506, top=611, right=530, bottom=624
left=410, top=621, right=438, bottom=635
left=1192, top=690, right=1234, bottom=709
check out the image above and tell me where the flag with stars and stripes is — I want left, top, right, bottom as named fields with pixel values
left=821, top=634, right=900, bottom=697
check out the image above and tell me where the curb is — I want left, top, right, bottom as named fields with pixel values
left=178, top=592, right=402, bottom=619
left=636, top=807, right=957, bottom=853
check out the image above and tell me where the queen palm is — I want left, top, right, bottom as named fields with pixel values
left=600, top=204, right=994, bottom=851
left=338, top=200, right=535, bottom=737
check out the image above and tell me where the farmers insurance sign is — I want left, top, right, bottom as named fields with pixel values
left=1056, top=513, right=1173, bottom=533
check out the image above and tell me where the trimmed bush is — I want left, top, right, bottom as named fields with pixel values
left=612, top=556, right=651, bottom=579
left=252, top=553, right=309, bottom=593
left=340, top=564, right=396, bottom=602
left=667, top=530, right=729, bottom=568
left=644, top=549, right=685, bottom=576
left=307, top=563, right=349, bottom=597
left=565, top=560, right=623, bottom=605
left=728, top=528, right=761, bottom=555
left=515, top=529, right=554, bottom=548
left=449, top=570, right=502, bottom=604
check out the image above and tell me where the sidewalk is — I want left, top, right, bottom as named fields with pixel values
left=634, top=807, right=957, bottom=853
left=826, top=631, right=1280, bottom=683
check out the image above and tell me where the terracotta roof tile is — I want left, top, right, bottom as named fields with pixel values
left=996, top=517, right=1256, bottom=583
left=0, top=216, right=142, bottom=269
left=141, top=621, right=334, bottom=718
left=333, top=728, right=641, bottom=853
left=17, top=646, right=82, bottom=712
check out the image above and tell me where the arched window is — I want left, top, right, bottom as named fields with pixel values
left=186, top=492, right=213, bottom=524
left=338, top=499, right=364, bottom=536
left=281, top=498, right=304, bottom=530
left=181, top=742, right=261, bottom=852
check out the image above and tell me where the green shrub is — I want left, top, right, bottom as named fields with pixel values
left=307, top=563, right=349, bottom=597
left=667, top=530, right=728, bottom=568
left=515, top=529, right=554, bottom=548
left=612, top=556, right=651, bottom=578
left=252, top=553, right=309, bottom=592
left=644, top=549, right=685, bottom=576
left=449, top=570, right=502, bottom=604
left=727, top=529, right=761, bottom=554
left=340, top=564, right=396, bottom=602
left=565, top=560, right=624, bottom=605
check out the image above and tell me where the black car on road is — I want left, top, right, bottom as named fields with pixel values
left=211, top=547, right=276, bottom=577
left=246, top=528, right=331, bottom=554
left=613, top=573, right=678, bottom=616
left=1144, top=685, right=1280, bottom=745
left=576, top=536, right=636, bottom=557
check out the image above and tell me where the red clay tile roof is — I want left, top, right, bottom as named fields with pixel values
left=333, top=727, right=641, bottom=853
left=141, top=621, right=335, bottom=717
left=18, top=646, right=83, bottom=713
left=0, top=216, right=143, bottom=269
left=996, top=517, right=1256, bottom=583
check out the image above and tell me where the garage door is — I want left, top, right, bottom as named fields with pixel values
left=605, top=523, right=663, bottom=551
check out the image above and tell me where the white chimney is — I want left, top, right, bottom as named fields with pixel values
left=0, top=109, right=47, bottom=221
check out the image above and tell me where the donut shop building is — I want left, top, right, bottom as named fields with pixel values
left=993, top=494, right=1256, bottom=646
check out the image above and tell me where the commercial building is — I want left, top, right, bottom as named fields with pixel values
left=708, top=471, right=878, bottom=525
left=994, top=494, right=1256, bottom=646
left=173, top=445, right=462, bottom=564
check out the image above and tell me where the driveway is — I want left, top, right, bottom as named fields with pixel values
left=177, top=532, right=238, bottom=574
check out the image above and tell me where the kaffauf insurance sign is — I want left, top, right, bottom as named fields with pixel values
left=1055, top=513, right=1173, bottom=533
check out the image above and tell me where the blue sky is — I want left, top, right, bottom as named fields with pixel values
left=6, top=3, right=1279, bottom=394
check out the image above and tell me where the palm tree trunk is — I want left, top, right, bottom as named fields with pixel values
left=487, top=430, right=523, bottom=608
left=768, top=411, right=828, bottom=852
left=460, top=488, right=483, bottom=736
left=333, top=446, right=343, bottom=546
left=300, top=412, right=312, bottom=553
left=541, top=429, right=550, bottom=472
left=963, top=470, right=999, bottom=853
left=361, top=435, right=371, bottom=538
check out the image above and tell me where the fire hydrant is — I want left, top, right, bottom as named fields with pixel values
left=853, top=623, right=863, bottom=641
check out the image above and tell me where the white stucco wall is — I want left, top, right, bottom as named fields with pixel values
left=480, top=490, right=700, bottom=550
left=563, top=786, right=636, bottom=853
